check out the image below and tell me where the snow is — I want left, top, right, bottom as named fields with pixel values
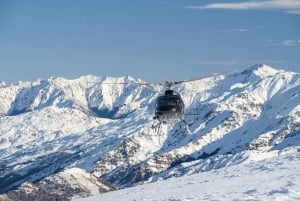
left=252, top=64, right=280, bottom=77
left=0, top=64, right=300, bottom=200
left=75, top=151, right=300, bottom=201
left=55, top=167, right=111, bottom=195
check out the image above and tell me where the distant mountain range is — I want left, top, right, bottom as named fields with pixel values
left=0, top=64, right=299, bottom=200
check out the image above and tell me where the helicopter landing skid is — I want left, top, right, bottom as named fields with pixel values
left=152, top=119, right=189, bottom=134
left=152, top=122, right=162, bottom=133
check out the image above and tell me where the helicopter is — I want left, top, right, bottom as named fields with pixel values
left=153, top=81, right=185, bottom=126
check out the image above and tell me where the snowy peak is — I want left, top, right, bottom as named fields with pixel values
left=0, top=74, right=154, bottom=119
left=242, top=63, right=281, bottom=78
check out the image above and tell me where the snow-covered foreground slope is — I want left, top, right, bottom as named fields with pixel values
left=0, top=64, right=300, bottom=200
left=76, top=151, right=300, bottom=201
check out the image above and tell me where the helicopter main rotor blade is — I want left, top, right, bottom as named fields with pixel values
left=179, top=72, right=226, bottom=83
left=161, top=71, right=234, bottom=87
left=89, top=81, right=151, bottom=86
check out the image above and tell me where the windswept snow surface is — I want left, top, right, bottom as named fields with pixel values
left=0, top=64, right=300, bottom=200
left=76, top=151, right=300, bottom=201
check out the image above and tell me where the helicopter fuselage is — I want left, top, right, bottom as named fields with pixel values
left=154, top=90, right=184, bottom=124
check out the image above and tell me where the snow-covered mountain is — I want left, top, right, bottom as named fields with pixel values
left=76, top=151, right=300, bottom=201
left=0, top=64, right=300, bottom=200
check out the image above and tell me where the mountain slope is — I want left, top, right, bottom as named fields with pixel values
left=76, top=151, right=300, bottom=201
left=0, top=64, right=299, bottom=200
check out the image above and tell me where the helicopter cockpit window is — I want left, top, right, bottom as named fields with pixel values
left=157, top=96, right=178, bottom=106
left=156, top=95, right=183, bottom=113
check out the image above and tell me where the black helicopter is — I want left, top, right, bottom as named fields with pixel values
left=151, top=80, right=194, bottom=133
left=153, top=81, right=185, bottom=124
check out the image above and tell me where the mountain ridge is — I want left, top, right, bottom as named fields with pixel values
left=0, top=64, right=299, bottom=200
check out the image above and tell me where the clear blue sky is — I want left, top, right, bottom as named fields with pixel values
left=0, top=0, right=299, bottom=83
